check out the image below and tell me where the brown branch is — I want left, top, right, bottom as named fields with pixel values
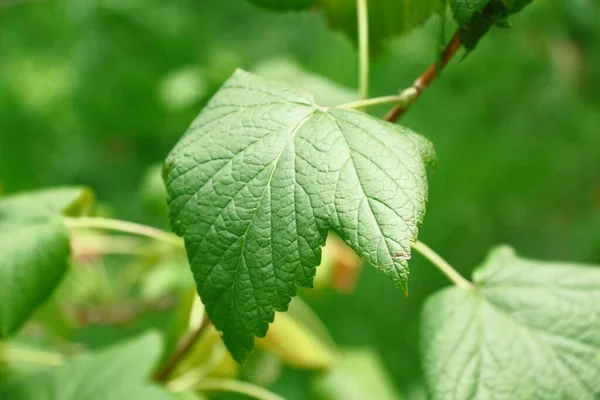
left=384, top=30, right=463, bottom=123
left=154, top=317, right=211, bottom=382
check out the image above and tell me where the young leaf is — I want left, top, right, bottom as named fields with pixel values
left=0, top=187, right=92, bottom=337
left=249, top=0, right=444, bottom=53
left=164, top=69, right=435, bottom=362
left=421, top=246, right=600, bottom=400
left=0, top=332, right=170, bottom=400
left=450, top=0, right=536, bottom=51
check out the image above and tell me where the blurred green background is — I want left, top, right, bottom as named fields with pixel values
left=1, top=0, right=599, bottom=398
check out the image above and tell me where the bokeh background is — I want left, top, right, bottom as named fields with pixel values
left=1, top=0, right=599, bottom=398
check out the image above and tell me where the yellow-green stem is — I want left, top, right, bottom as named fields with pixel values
left=65, top=217, right=184, bottom=249
left=356, top=0, right=369, bottom=100
left=411, top=240, right=474, bottom=289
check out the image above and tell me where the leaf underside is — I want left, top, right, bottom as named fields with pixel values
left=164, top=69, right=435, bottom=361
left=422, top=246, right=600, bottom=400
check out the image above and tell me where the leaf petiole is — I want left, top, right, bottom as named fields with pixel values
left=336, top=89, right=418, bottom=110
left=64, top=217, right=184, bottom=249
left=411, top=240, right=474, bottom=289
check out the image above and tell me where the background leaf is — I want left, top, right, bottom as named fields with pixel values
left=164, top=69, right=434, bottom=361
left=0, top=189, right=86, bottom=337
left=252, top=58, right=357, bottom=107
left=312, top=348, right=402, bottom=400
left=249, top=0, right=444, bottom=53
left=0, top=187, right=93, bottom=220
left=421, top=246, right=600, bottom=400
left=0, top=332, right=170, bottom=400
left=0, top=218, right=69, bottom=337
left=0, top=188, right=93, bottom=337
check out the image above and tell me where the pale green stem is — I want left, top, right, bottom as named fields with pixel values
left=184, top=378, right=286, bottom=400
left=356, top=0, right=369, bottom=100
left=64, top=217, right=184, bottom=249
left=336, top=88, right=418, bottom=110
left=1, top=347, right=64, bottom=366
left=411, top=241, right=474, bottom=289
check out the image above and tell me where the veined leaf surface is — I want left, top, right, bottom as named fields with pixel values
left=164, top=69, right=435, bottom=361
left=422, top=246, right=600, bottom=400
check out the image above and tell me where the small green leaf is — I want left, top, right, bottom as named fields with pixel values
left=249, top=0, right=444, bottom=53
left=421, top=246, right=600, bottom=399
left=164, top=69, right=435, bottom=362
left=0, top=332, right=170, bottom=400
left=0, top=187, right=93, bottom=337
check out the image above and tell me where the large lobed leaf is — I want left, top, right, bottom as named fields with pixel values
left=0, top=332, right=170, bottom=400
left=0, top=187, right=92, bottom=337
left=164, top=69, right=435, bottom=361
left=422, top=246, right=600, bottom=399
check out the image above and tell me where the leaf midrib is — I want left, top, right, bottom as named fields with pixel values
left=226, top=110, right=317, bottom=334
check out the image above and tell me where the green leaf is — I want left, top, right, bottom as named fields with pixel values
left=0, top=188, right=93, bottom=337
left=0, top=220, right=65, bottom=337
left=312, top=348, right=402, bottom=400
left=164, top=69, right=435, bottom=362
left=249, top=0, right=444, bottom=53
left=421, top=246, right=600, bottom=400
left=0, top=187, right=94, bottom=220
left=0, top=332, right=170, bottom=400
